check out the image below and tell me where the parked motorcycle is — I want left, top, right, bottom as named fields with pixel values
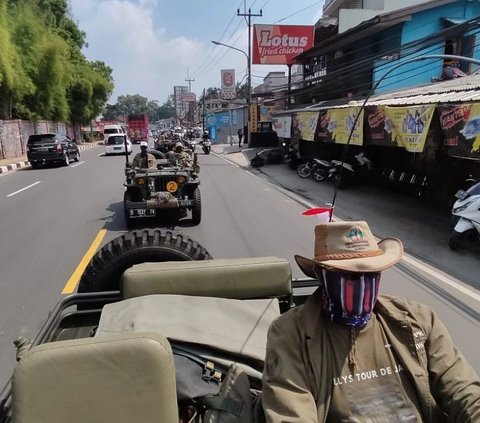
left=328, top=152, right=373, bottom=188
left=448, top=182, right=480, bottom=250
left=297, top=158, right=334, bottom=182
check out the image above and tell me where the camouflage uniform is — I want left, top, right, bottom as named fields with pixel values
left=166, top=151, right=193, bottom=168
left=131, top=152, right=156, bottom=169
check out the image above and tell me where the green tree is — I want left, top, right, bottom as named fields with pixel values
left=235, top=81, right=249, bottom=100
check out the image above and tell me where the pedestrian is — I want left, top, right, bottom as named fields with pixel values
left=130, top=141, right=156, bottom=169
left=262, top=220, right=480, bottom=422
left=237, top=128, right=244, bottom=147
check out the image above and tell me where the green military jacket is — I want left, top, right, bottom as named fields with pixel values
left=262, top=289, right=480, bottom=422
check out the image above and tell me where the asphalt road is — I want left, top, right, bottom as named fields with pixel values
left=0, top=144, right=479, bottom=388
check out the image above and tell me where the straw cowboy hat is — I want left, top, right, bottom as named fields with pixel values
left=295, top=221, right=403, bottom=278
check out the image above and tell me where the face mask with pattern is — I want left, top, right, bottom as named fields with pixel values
left=314, top=266, right=381, bottom=329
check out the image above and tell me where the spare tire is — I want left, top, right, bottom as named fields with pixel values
left=147, top=149, right=166, bottom=159
left=78, top=228, right=212, bottom=293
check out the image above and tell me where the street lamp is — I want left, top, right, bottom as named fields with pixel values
left=211, top=40, right=251, bottom=147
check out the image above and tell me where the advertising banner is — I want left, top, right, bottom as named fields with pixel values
left=438, top=103, right=480, bottom=159
left=365, top=105, right=435, bottom=152
left=252, top=24, right=314, bottom=65
left=315, top=107, right=363, bottom=145
left=221, top=69, right=236, bottom=99
left=259, top=105, right=276, bottom=122
left=292, top=111, right=318, bottom=142
left=272, top=116, right=292, bottom=138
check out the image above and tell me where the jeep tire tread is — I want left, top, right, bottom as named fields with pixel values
left=78, top=228, right=213, bottom=293
left=191, top=188, right=202, bottom=225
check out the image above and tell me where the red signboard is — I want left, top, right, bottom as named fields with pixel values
left=252, top=24, right=314, bottom=65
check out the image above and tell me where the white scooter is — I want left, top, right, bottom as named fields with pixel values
left=449, top=182, right=480, bottom=250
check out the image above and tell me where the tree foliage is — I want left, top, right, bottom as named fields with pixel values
left=1, top=0, right=114, bottom=122
left=102, top=95, right=175, bottom=123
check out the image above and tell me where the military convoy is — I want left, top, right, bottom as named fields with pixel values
left=123, top=147, right=202, bottom=227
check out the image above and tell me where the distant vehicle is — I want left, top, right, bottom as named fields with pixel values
left=26, top=133, right=80, bottom=168
left=105, top=134, right=132, bottom=156
left=103, top=124, right=125, bottom=140
left=128, top=114, right=150, bottom=144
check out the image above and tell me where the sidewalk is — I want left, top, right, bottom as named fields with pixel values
left=0, top=142, right=101, bottom=174
left=211, top=143, right=273, bottom=167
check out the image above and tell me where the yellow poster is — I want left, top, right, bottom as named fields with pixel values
left=293, top=111, right=318, bottom=141
left=249, top=104, right=258, bottom=133
left=384, top=105, right=435, bottom=153
left=326, top=107, right=364, bottom=146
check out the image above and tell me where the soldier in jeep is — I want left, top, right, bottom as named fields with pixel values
left=167, top=142, right=193, bottom=168
left=131, top=141, right=156, bottom=169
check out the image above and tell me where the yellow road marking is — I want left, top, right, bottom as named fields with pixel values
left=61, top=229, right=107, bottom=294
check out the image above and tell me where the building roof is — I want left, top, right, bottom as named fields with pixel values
left=296, top=0, right=459, bottom=62
left=276, top=73, right=480, bottom=113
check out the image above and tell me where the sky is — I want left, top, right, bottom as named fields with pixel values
left=69, top=0, right=325, bottom=105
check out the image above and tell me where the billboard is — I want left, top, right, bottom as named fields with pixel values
left=252, top=24, right=314, bottom=65
left=221, top=69, right=236, bottom=99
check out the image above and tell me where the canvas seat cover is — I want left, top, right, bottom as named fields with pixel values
left=121, top=257, right=292, bottom=300
left=12, top=332, right=178, bottom=423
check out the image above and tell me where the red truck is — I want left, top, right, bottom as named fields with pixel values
left=127, top=114, right=149, bottom=144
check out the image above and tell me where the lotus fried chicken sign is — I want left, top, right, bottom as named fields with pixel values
left=253, top=24, right=314, bottom=65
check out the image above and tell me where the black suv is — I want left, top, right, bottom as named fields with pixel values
left=27, top=133, right=80, bottom=168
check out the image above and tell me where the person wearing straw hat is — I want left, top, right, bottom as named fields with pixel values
left=262, top=220, right=480, bottom=422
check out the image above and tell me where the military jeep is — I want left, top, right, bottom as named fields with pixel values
left=123, top=149, right=201, bottom=227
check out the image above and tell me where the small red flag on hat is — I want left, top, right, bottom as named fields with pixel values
left=302, top=206, right=334, bottom=223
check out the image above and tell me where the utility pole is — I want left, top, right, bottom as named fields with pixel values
left=237, top=6, right=262, bottom=147
left=185, top=68, right=195, bottom=93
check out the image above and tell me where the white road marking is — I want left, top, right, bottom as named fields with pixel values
left=212, top=152, right=240, bottom=168
left=71, top=161, right=85, bottom=168
left=98, top=153, right=105, bottom=157
left=6, top=181, right=41, bottom=197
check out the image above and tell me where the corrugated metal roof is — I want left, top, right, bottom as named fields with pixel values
left=275, top=74, right=480, bottom=114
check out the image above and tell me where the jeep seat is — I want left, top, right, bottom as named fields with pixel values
left=121, top=256, right=292, bottom=300
left=12, top=333, right=178, bottom=423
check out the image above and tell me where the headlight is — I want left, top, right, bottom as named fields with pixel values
left=178, top=176, right=186, bottom=184
left=136, top=178, right=145, bottom=185
left=453, top=202, right=471, bottom=213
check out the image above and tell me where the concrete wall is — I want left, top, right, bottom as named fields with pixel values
left=0, top=120, right=82, bottom=159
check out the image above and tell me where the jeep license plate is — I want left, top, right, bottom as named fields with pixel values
left=129, top=209, right=156, bottom=218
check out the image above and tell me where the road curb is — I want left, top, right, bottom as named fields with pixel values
left=0, top=143, right=101, bottom=174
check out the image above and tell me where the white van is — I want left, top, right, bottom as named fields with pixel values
left=103, top=124, right=125, bottom=142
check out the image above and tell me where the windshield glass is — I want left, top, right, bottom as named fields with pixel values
left=107, top=136, right=126, bottom=145
left=28, top=135, right=56, bottom=144
left=467, top=182, right=480, bottom=196
left=104, top=128, right=120, bottom=135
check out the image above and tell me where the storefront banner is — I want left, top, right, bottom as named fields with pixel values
left=365, top=106, right=393, bottom=147
left=314, top=110, right=334, bottom=143
left=438, top=103, right=480, bottom=159
left=327, top=107, right=364, bottom=145
left=292, top=111, right=319, bottom=142
left=365, top=105, right=435, bottom=152
left=272, top=116, right=292, bottom=138
left=259, top=105, right=276, bottom=122
left=384, top=105, right=435, bottom=153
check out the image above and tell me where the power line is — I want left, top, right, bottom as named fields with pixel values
left=274, top=0, right=324, bottom=24
left=191, top=0, right=244, bottom=77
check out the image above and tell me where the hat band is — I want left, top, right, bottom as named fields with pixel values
left=315, top=248, right=384, bottom=261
